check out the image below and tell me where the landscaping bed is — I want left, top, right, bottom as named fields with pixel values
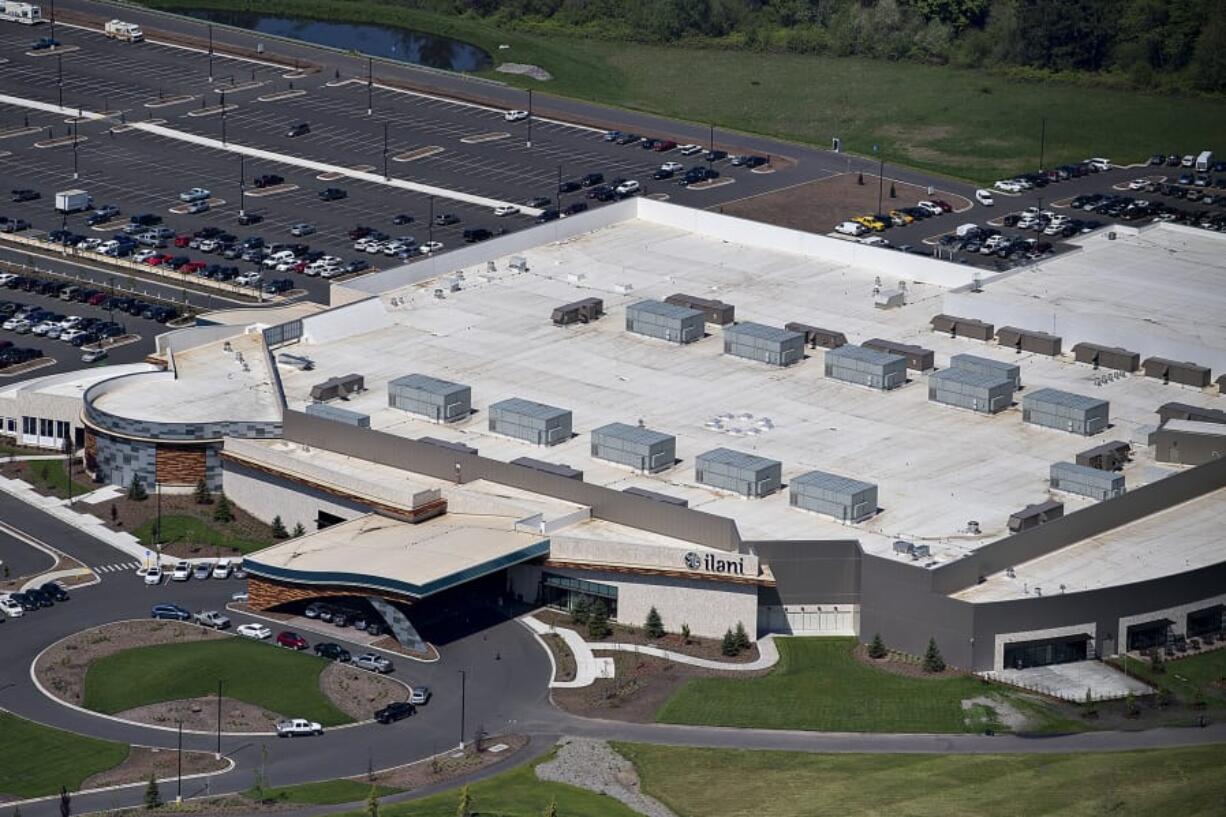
left=534, top=609, right=760, bottom=664
left=540, top=633, right=577, bottom=683
left=319, top=661, right=411, bottom=722
left=2, top=457, right=94, bottom=500
left=81, top=746, right=229, bottom=791
left=368, top=734, right=531, bottom=791
left=94, top=492, right=277, bottom=557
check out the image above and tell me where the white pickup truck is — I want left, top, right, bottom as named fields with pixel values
left=194, top=610, right=231, bottom=629
left=275, top=718, right=323, bottom=737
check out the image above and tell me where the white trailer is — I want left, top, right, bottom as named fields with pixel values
left=0, top=2, right=43, bottom=24
left=104, top=19, right=143, bottom=42
left=55, top=190, right=93, bottom=213
left=1196, top=150, right=1215, bottom=173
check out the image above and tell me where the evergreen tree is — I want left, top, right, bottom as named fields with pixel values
left=271, top=515, right=288, bottom=539
left=1149, top=648, right=1165, bottom=673
left=1125, top=690, right=1139, bottom=718
left=543, top=800, right=558, bottom=817
left=734, top=621, right=751, bottom=651
left=365, top=785, right=379, bottom=817
left=128, top=473, right=147, bottom=501
left=143, top=772, right=161, bottom=810
left=721, top=627, right=739, bottom=656
left=645, top=606, right=664, bottom=639
left=193, top=478, right=212, bottom=504
left=857, top=171, right=865, bottom=185
left=291, top=521, right=305, bottom=537
left=1155, top=686, right=1173, bottom=709
left=681, top=623, right=692, bottom=644
left=587, top=599, right=611, bottom=640
left=570, top=595, right=591, bottom=626
left=889, top=182, right=897, bottom=198
left=867, top=633, right=888, bottom=659
left=455, top=785, right=472, bottom=817
left=212, top=492, right=233, bottom=523
left=922, top=637, right=946, bottom=673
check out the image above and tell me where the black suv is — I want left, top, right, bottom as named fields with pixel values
left=253, top=174, right=284, bottom=188
left=286, top=123, right=310, bottom=138
left=580, top=172, right=604, bottom=187
left=433, top=213, right=459, bottom=227
left=39, top=582, right=69, bottom=602
left=374, top=701, right=416, bottom=724
left=462, top=227, right=493, bottom=243
left=11, top=189, right=40, bottom=203
left=558, top=180, right=581, bottom=194
left=314, top=642, right=351, bottom=662
left=318, top=188, right=347, bottom=202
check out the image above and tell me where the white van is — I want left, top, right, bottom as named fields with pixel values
left=835, top=221, right=867, bottom=236
left=212, top=558, right=232, bottom=579
left=955, top=223, right=980, bottom=238
left=974, top=189, right=994, bottom=206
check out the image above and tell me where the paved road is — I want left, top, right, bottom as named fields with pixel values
left=0, top=524, right=55, bottom=581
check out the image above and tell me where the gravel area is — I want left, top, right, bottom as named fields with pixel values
left=114, top=696, right=283, bottom=732
left=319, top=662, right=410, bottom=721
left=535, top=738, right=677, bottom=817
left=81, top=746, right=230, bottom=790
left=370, top=735, right=530, bottom=791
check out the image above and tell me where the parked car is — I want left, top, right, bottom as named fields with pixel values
left=276, top=631, right=309, bottom=650
left=0, top=597, right=25, bottom=618
left=39, top=582, right=69, bottom=602
left=504, top=109, right=528, bottom=122
left=194, top=610, right=231, bottom=629
left=975, top=189, right=995, bottom=206
left=179, top=187, right=211, bottom=203
left=493, top=205, right=519, bottom=217
left=314, top=642, right=351, bottom=662
left=353, top=653, right=394, bottom=673
left=143, top=565, right=163, bottom=585
left=275, top=718, right=323, bottom=737
left=286, top=123, right=310, bottom=138
left=318, top=188, right=347, bottom=202
left=408, top=686, right=431, bottom=705
left=374, top=701, right=416, bottom=724
left=150, top=603, right=191, bottom=621
left=171, top=561, right=192, bottom=582
left=237, top=623, right=272, bottom=639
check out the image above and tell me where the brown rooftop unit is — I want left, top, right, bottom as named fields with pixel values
left=511, top=456, right=583, bottom=480
left=862, top=338, right=935, bottom=372
left=309, top=373, right=364, bottom=402
left=930, top=314, right=994, bottom=341
left=997, top=326, right=1062, bottom=357
left=1072, top=342, right=1140, bottom=372
left=664, top=293, right=735, bottom=325
left=551, top=297, right=604, bottom=326
left=1075, top=440, right=1131, bottom=471
left=1007, top=499, right=1064, bottom=533
left=1142, top=357, right=1212, bottom=388
left=1156, top=401, right=1226, bottom=425
left=784, top=322, right=847, bottom=350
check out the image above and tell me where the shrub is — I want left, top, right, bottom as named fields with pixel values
left=867, top=633, right=888, bottom=659
left=734, top=621, right=751, bottom=651
left=1124, top=690, right=1140, bottom=718
left=645, top=606, right=664, bottom=639
left=587, top=599, right=611, bottom=640
left=212, top=492, right=233, bottom=523
left=681, top=623, right=692, bottom=644
left=1149, top=648, right=1165, bottom=673
left=193, top=478, right=212, bottom=505
left=922, top=637, right=946, bottom=673
left=128, top=474, right=148, bottom=501
left=721, top=628, right=739, bottom=656
left=291, top=522, right=305, bottom=537
left=271, top=515, right=288, bottom=539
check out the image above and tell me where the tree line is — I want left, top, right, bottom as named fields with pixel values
left=425, top=0, right=1226, bottom=93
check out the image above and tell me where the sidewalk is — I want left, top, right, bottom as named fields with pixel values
left=593, top=635, right=779, bottom=671
left=0, top=474, right=150, bottom=562
left=520, top=615, right=613, bottom=689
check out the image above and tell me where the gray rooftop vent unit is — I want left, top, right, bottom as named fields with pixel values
left=417, top=436, right=478, bottom=456
left=1050, top=461, right=1126, bottom=501
left=1142, top=357, right=1212, bottom=388
left=388, top=374, right=472, bottom=423
left=928, top=368, right=1015, bottom=414
left=997, top=326, right=1062, bottom=356
left=695, top=447, right=781, bottom=498
left=488, top=397, right=572, bottom=446
left=1218, top=374, right=1226, bottom=393
left=1075, top=440, right=1131, bottom=471
left=625, top=299, right=705, bottom=345
left=950, top=353, right=1022, bottom=391
left=277, top=352, right=315, bottom=371
left=1072, top=342, right=1140, bottom=373
left=591, top=422, right=676, bottom=473
left=510, top=456, right=583, bottom=480
left=784, top=322, right=847, bottom=350
left=552, top=297, right=604, bottom=326
left=824, top=344, right=907, bottom=390
left=1007, top=499, right=1064, bottom=533
left=664, top=293, right=734, bottom=325
left=892, top=540, right=912, bottom=555
left=309, top=373, right=364, bottom=402
left=1157, top=402, right=1226, bottom=426
left=874, top=288, right=906, bottom=310
left=723, top=322, right=805, bottom=367
left=305, top=402, right=370, bottom=428
left=862, top=338, right=934, bottom=372
left=509, top=255, right=528, bottom=272
left=789, top=469, right=878, bottom=522
left=1022, top=388, right=1109, bottom=436
left=910, top=543, right=930, bottom=559
left=622, top=486, right=689, bottom=507
left=931, top=314, right=994, bottom=341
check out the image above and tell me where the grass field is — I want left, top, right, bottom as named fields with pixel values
left=0, top=712, right=130, bottom=798
left=145, top=0, right=1226, bottom=182
left=247, top=780, right=401, bottom=805
left=83, top=638, right=351, bottom=725
left=133, top=513, right=275, bottom=555
left=619, top=742, right=1226, bottom=817
left=14, top=458, right=94, bottom=500
left=657, top=638, right=1048, bottom=733
left=1110, top=649, right=1226, bottom=710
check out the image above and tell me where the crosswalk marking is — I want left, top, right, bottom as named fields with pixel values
left=92, top=561, right=140, bottom=574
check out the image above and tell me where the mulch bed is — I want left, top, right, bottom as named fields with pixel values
left=541, top=633, right=577, bottom=683
left=851, top=644, right=966, bottom=679
left=319, top=662, right=410, bottom=721
left=368, top=734, right=531, bottom=791
left=93, top=493, right=275, bottom=559
left=81, top=747, right=230, bottom=791
left=534, top=609, right=760, bottom=664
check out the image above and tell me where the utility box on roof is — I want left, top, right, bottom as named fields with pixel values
left=552, top=297, right=604, bottom=326
left=863, top=338, right=934, bottom=372
left=309, top=373, right=364, bottom=402
left=928, top=368, right=1015, bottom=414
left=931, top=314, right=994, bottom=341
left=623, top=486, right=689, bottom=507
left=1050, top=461, right=1126, bottom=501
left=625, top=300, right=705, bottom=344
left=388, top=374, right=471, bottom=423
left=591, top=422, right=676, bottom=473
left=488, top=397, right=572, bottom=446
left=695, top=447, right=781, bottom=498
left=1076, top=440, right=1131, bottom=471
left=305, top=402, right=370, bottom=428
left=950, top=353, right=1022, bottom=391
left=1073, top=342, right=1139, bottom=372
left=997, top=326, right=1062, bottom=356
left=1157, top=402, right=1226, bottom=425
left=511, top=457, right=583, bottom=480
left=1022, top=388, right=1109, bottom=436
left=665, top=293, right=734, bottom=325
left=785, top=322, right=846, bottom=350
left=825, top=345, right=907, bottom=390
left=1142, top=357, right=1212, bottom=388
left=1008, top=499, right=1063, bottom=533
left=723, top=322, right=805, bottom=367
left=790, top=469, right=878, bottom=522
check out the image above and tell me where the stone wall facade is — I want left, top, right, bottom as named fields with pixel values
left=155, top=445, right=207, bottom=486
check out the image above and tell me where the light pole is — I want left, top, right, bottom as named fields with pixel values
left=71, top=118, right=78, bottom=180
left=367, top=57, right=373, bottom=116
left=1038, top=116, right=1047, bottom=173
left=215, top=679, right=223, bottom=758
left=382, top=121, right=389, bottom=181
left=428, top=195, right=434, bottom=245
left=176, top=719, right=183, bottom=803
left=708, top=123, right=714, bottom=172
left=457, top=669, right=466, bottom=749
left=208, top=24, right=214, bottom=83
left=220, top=89, right=227, bottom=146
left=63, top=435, right=73, bottom=505
left=525, top=88, right=532, bottom=148
left=874, top=145, right=885, bottom=216
left=556, top=163, right=562, bottom=209
left=238, top=154, right=245, bottom=218
left=57, top=53, right=63, bottom=110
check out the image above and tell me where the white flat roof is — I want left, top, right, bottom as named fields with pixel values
left=0, top=362, right=156, bottom=400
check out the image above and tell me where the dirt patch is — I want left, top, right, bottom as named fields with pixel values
left=368, top=734, right=530, bottom=791
left=91, top=493, right=275, bottom=559
left=36, top=620, right=226, bottom=707
left=962, top=695, right=1030, bottom=731
left=115, top=696, right=283, bottom=732
left=718, top=172, right=971, bottom=236
left=102, top=797, right=301, bottom=816
left=319, top=663, right=410, bottom=722
left=553, top=653, right=768, bottom=723
left=852, top=644, right=968, bottom=679
left=541, top=633, right=577, bottom=683
left=535, top=609, right=760, bottom=664
left=81, top=747, right=230, bottom=791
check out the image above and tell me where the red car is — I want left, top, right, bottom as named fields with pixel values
left=276, top=631, right=309, bottom=650
left=174, top=235, right=192, bottom=248
left=932, top=199, right=954, bottom=213
left=653, top=140, right=677, bottom=152
left=88, top=292, right=108, bottom=306
left=182, top=260, right=207, bottom=273
left=144, top=255, right=165, bottom=266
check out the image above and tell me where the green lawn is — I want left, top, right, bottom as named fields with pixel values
left=83, top=638, right=351, bottom=726
left=133, top=513, right=275, bottom=555
left=618, top=742, right=1226, bottom=817
left=1110, top=649, right=1226, bottom=710
left=247, top=780, right=401, bottom=805
left=21, top=458, right=94, bottom=500
left=0, top=712, right=130, bottom=798
left=658, top=637, right=1026, bottom=733
left=144, top=0, right=1226, bottom=182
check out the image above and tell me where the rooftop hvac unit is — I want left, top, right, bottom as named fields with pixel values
left=510, top=456, right=583, bottom=480
left=996, top=326, right=1062, bottom=357
left=665, top=293, right=735, bottom=325
left=309, top=373, right=365, bottom=402
left=277, top=352, right=315, bottom=371
left=509, top=256, right=528, bottom=272
left=1157, top=402, right=1226, bottom=426
left=1007, top=499, right=1063, bottom=533
left=551, top=297, right=604, bottom=326
left=622, top=486, right=689, bottom=507
left=784, top=322, right=847, bottom=350
left=1141, top=357, right=1212, bottom=388
left=930, top=314, right=994, bottom=341
left=862, top=338, right=934, bottom=372
left=417, top=436, right=478, bottom=455
left=874, top=288, right=905, bottom=309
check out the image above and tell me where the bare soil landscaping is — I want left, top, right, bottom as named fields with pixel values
left=534, top=609, right=760, bottom=664
left=368, top=734, right=531, bottom=791
left=81, top=747, right=230, bottom=790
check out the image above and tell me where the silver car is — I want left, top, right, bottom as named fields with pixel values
left=353, top=653, right=394, bottom=673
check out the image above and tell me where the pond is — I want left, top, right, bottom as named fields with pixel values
left=171, top=8, right=493, bottom=72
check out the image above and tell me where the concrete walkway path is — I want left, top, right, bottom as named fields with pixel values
left=520, top=614, right=614, bottom=688
left=0, top=475, right=150, bottom=562
left=593, top=635, right=779, bottom=671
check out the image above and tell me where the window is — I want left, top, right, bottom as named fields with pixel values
left=39, top=418, right=52, bottom=437
left=55, top=421, right=70, bottom=440
left=23, top=416, right=36, bottom=435
left=541, top=572, right=618, bottom=619
left=5, top=417, right=14, bottom=433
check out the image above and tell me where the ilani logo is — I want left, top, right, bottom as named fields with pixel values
left=683, top=551, right=745, bottom=576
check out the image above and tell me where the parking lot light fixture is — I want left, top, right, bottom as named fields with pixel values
left=238, top=154, right=245, bottom=218
left=208, top=24, right=214, bottom=84
left=367, top=57, right=373, bottom=117
left=526, top=89, right=533, bottom=149
left=383, top=122, right=389, bottom=181
left=428, top=195, right=435, bottom=244
left=458, top=669, right=466, bottom=749
left=215, top=679, right=223, bottom=758
left=57, top=54, right=63, bottom=110
left=176, top=719, right=183, bottom=802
